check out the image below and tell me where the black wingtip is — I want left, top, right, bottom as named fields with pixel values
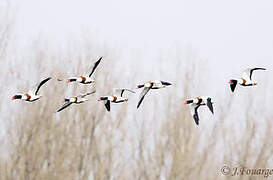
left=43, top=77, right=52, bottom=84
left=45, top=77, right=52, bottom=81
left=86, top=91, right=96, bottom=95
left=97, top=56, right=103, bottom=63
left=56, top=108, right=63, bottom=113
left=193, top=115, right=199, bottom=126
left=137, top=100, right=143, bottom=109
left=161, top=81, right=172, bottom=86
left=35, top=77, right=52, bottom=95
left=255, top=67, right=266, bottom=70
left=207, top=99, right=214, bottom=114
left=105, top=100, right=110, bottom=112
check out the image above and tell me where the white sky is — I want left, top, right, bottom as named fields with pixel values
left=14, top=0, right=273, bottom=67
left=12, top=0, right=273, bottom=96
left=2, top=0, right=267, bottom=105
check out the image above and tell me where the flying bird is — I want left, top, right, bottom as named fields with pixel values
left=184, top=96, right=214, bottom=126
left=98, top=88, right=135, bottom=111
left=136, top=80, right=172, bottom=108
left=229, top=68, right=266, bottom=92
left=57, top=91, right=95, bottom=112
left=60, top=57, right=102, bottom=84
left=12, top=77, right=51, bottom=102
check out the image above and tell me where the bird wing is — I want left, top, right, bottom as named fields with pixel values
left=190, top=104, right=200, bottom=126
left=201, top=97, right=214, bottom=114
left=114, top=88, right=135, bottom=97
left=137, top=87, right=150, bottom=108
left=30, top=77, right=51, bottom=95
left=207, top=98, right=214, bottom=114
left=104, top=100, right=110, bottom=111
left=78, top=91, right=96, bottom=98
left=242, top=68, right=266, bottom=80
left=249, top=68, right=266, bottom=80
left=57, top=102, right=73, bottom=112
left=85, top=57, right=102, bottom=77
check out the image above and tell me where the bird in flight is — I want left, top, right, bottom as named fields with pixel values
left=98, top=88, right=135, bottom=111
left=184, top=96, right=214, bottom=126
left=12, top=77, right=51, bottom=102
left=136, top=80, right=172, bottom=108
left=229, top=68, right=266, bottom=92
left=59, top=57, right=102, bottom=84
left=57, top=91, right=96, bottom=112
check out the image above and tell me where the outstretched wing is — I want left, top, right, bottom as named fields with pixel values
left=114, top=88, right=135, bottom=97
left=242, top=68, right=266, bottom=80
left=249, top=68, right=266, bottom=80
left=204, top=97, right=214, bottom=114
left=86, top=57, right=102, bottom=77
left=190, top=104, right=200, bottom=126
left=104, top=100, right=110, bottom=111
left=33, top=77, right=51, bottom=95
left=78, top=91, right=96, bottom=98
left=137, top=87, right=150, bottom=108
left=57, top=102, right=73, bottom=112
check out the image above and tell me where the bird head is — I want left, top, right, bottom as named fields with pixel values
left=67, top=78, right=77, bottom=83
left=98, top=97, right=108, bottom=101
left=12, top=95, right=22, bottom=100
left=136, top=84, right=144, bottom=89
left=229, top=79, right=237, bottom=84
left=62, top=98, right=69, bottom=103
left=184, top=99, right=193, bottom=104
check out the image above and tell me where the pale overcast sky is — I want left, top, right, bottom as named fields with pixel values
left=1, top=0, right=269, bottom=95
left=11, top=0, right=272, bottom=95
left=15, top=0, right=273, bottom=66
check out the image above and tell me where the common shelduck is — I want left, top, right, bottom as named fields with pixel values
left=64, top=57, right=102, bottom=84
left=136, top=80, right=172, bottom=108
left=184, top=96, right=214, bottom=126
left=229, top=68, right=266, bottom=92
left=57, top=91, right=96, bottom=112
left=98, top=88, right=135, bottom=111
left=12, top=77, right=51, bottom=102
